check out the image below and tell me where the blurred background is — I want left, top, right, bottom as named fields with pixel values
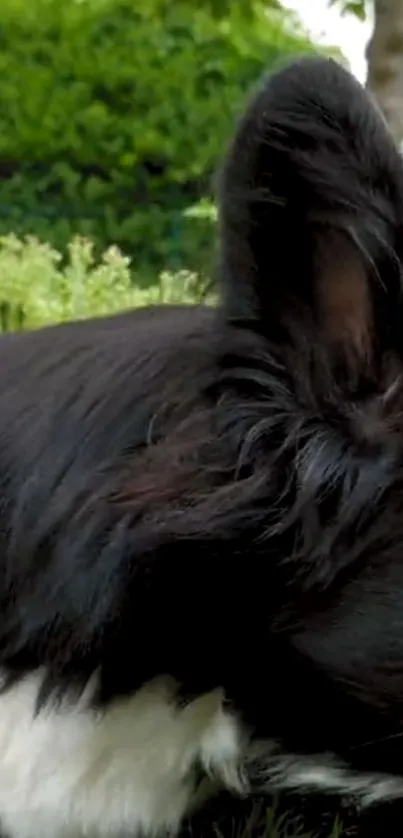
left=0, top=0, right=398, bottom=328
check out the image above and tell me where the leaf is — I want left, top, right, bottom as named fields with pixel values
left=329, top=0, right=367, bottom=21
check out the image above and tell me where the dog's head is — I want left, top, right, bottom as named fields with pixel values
left=212, top=54, right=403, bottom=785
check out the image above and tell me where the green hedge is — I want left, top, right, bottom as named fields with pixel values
left=0, top=0, right=319, bottom=280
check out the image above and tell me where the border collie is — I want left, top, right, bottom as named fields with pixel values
left=1, top=55, right=403, bottom=838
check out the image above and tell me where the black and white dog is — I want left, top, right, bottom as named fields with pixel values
left=0, top=55, right=403, bottom=838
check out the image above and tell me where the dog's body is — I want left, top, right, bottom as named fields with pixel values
left=1, top=55, right=403, bottom=836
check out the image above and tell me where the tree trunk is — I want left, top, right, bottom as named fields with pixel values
left=366, top=0, right=403, bottom=146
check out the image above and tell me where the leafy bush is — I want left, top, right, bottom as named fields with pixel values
left=0, top=0, right=319, bottom=279
left=0, top=234, right=214, bottom=332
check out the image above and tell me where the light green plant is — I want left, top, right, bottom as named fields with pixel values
left=0, top=234, right=216, bottom=331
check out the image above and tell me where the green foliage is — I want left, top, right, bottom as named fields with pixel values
left=0, top=0, right=318, bottom=280
left=329, top=0, right=367, bottom=20
left=0, top=235, right=215, bottom=332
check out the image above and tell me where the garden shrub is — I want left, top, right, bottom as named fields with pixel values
left=0, top=0, right=319, bottom=279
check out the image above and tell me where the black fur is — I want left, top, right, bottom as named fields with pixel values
left=2, top=55, right=403, bottom=832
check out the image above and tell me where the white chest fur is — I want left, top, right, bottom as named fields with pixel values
left=0, top=673, right=243, bottom=838
left=1, top=672, right=403, bottom=838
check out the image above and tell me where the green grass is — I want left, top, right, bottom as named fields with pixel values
left=182, top=795, right=348, bottom=838
left=230, top=806, right=344, bottom=838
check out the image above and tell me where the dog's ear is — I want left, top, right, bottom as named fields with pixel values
left=218, top=56, right=403, bottom=374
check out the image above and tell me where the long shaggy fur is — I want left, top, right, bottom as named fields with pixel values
left=1, top=55, right=403, bottom=837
